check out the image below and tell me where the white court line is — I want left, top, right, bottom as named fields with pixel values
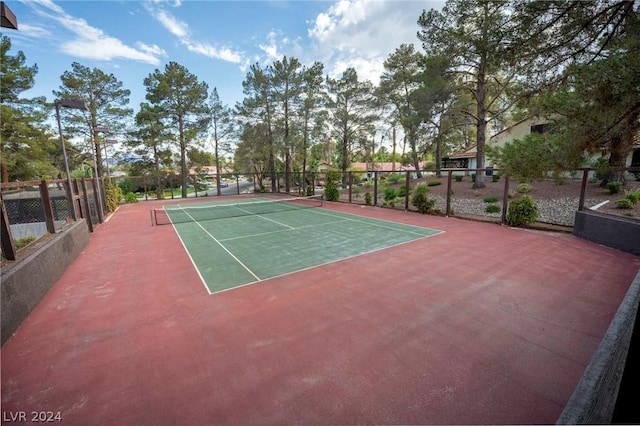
left=306, top=208, right=440, bottom=237
left=235, top=206, right=295, bottom=229
left=208, top=230, right=442, bottom=296
left=178, top=208, right=261, bottom=286
left=217, top=218, right=351, bottom=242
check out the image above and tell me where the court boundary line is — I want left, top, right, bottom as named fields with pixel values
left=170, top=203, right=444, bottom=296
left=178, top=208, right=261, bottom=293
left=307, top=207, right=441, bottom=237
left=236, top=205, right=295, bottom=230
left=208, top=230, right=442, bottom=296
left=217, top=218, right=351, bottom=242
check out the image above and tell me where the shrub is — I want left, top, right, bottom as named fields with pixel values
left=386, top=174, right=402, bottom=184
left=616, top=198, right=634, bottom=209
left=483, top=196, right=499, bottom=203
left=492, top=174, right=500, bottom=182
left=324, top=180, right=340, bottom=201
left=623, top=188, right=640, bottom=204
left=591, top=157, right=609, bottom=181
left=517, top=182, right=532, bottom=193
left=105, top=180, right=124, bottom=211
left=454, top=175, right=463, bottom=182
left=15, top=236, right=36, bottom=250
left=306, top=185, right=314, bottom=196
left=124, top=192, right=138, bottom=203
left=397, top=184, right=410, bottom=198
left=471, top=173, right=476, bottom=182
left=364, top=192, right=372, bottom=206
left=485, top=204, right=501, bottom=213
left=383, top=187, right=397, bottom=202
left=506, top=195, right=538, bottom=227
left=427, top=180, right=442, bottom=187
left=607, top=181, right=622, bottom=194
left=411, top=184, right=435, bottom=214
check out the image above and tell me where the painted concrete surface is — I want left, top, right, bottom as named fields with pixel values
left=2, top=200, right=638, bottom=425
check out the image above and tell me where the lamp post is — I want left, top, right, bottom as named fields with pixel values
left=284, top=146, right=291, bottom=194
left=104, top=139, right=117, bottom=178
left=55, top=99, right=88, bottom=221
left=93, top=126, right=110, bottom=221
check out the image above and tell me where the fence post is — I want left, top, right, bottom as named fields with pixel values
left=0, top=197, right=16, bottom=261
left=348, top=172, right=352, bottom=203
left=404, top=171, right=410, bottom=210
left=39, top=180, right=56, bottom=234
left=93, top=177, right=104, bottom=223
left=578, top=168, right=589, bottom=211
left=373, top=171, right=379, bottom=207
left=501, top=175, right=510, bottom=225
left=65, top=179, right=77, bottom=221
left=446, top=170, right=453, bottom=216
left=80, top=179, right=94, bottom=232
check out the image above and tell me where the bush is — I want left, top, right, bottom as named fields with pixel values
left=616, top=198, right=634, bottom=209
left=427, top=180, right=442, bottom=187
left=364, top=192, right=372, bottom=206
left=383, top=187, right=397, bottom=202
left=411, top=184, right=435, bottom=214
left=485, top=204, right=501, bottom=213
left=471, top=173, right=476, bottom=182
left=454, top=175, right=463, bottom=182
left=517, top=183, right=532, bottom=193
left=623, top=188, right=640, bottom=204
left=607, top=181, right=623, bottom=194
left=492, top=174, right=500, bottom=182
left=397, top=184, right=411, bottom=198
left=506, top=195, right=538, bottom=227
left=306, top=185, right=314, bottom=196
left=386, top=174, right=402, bottom=184
left=324, top=180, right=340, bottom=201
left=124, top=192, right=138, bottom=203
left=15, top=236, right=36, bottom=250
left=105, top=180, right=123, bottom=212
left=483, top=196, right=499, bottom=203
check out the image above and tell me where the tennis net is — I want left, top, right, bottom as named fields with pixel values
left=152, top=195, right=324, bottom=225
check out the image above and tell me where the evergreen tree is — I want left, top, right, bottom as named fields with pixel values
left=0, top=35, right=52, bottom=182
left=53, top=62, right=132, bottom=177
left=144, top=61, right=209, bottom=198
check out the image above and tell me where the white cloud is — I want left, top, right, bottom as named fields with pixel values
left=137, top=42, right=168, bottom=58
left=307, top=0, right=444, bottom=84
left=21, top=0, right=165, bottom=65
left=145, top=1, right=245, bottom=65
left=155, top=9, right=189, bottom=38
left=13, top=23, right=51, bottom=39
left=186, top=41, right=243, bottom=63
left=258, top=31, right=282, bottom=63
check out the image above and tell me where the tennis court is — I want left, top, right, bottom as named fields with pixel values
left=152, top=196, right=442, bottom=293
left=2, top=197, right=639, bottom=424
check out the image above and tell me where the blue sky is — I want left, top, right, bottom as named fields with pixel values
left=5, top=0, right=444, bottom=112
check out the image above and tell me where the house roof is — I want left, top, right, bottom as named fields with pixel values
left=189, top=165, right=234, bottom=175
left=448, top=146, right=477, bottom=159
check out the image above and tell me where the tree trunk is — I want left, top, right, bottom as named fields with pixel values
left=473, top=67, right=487, bottom=189
left=179, top=118, right=187, bottom=198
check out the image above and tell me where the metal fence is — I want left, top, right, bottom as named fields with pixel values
left=3, top=166, right=638, bottom=261
left=1, top=178, right=107, bottom=261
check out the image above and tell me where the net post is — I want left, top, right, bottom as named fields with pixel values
left=150, top=209, right=154, bottom=226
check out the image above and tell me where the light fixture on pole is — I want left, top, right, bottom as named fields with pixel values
left=55, top=98, right=88, bottom=221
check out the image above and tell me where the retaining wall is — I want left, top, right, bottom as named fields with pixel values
left=573, top=210, right=640, bottom=256
left=1, top=220, right=89, bottom=346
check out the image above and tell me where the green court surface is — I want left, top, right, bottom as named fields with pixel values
left=165, top=198, right=442, bottom=294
